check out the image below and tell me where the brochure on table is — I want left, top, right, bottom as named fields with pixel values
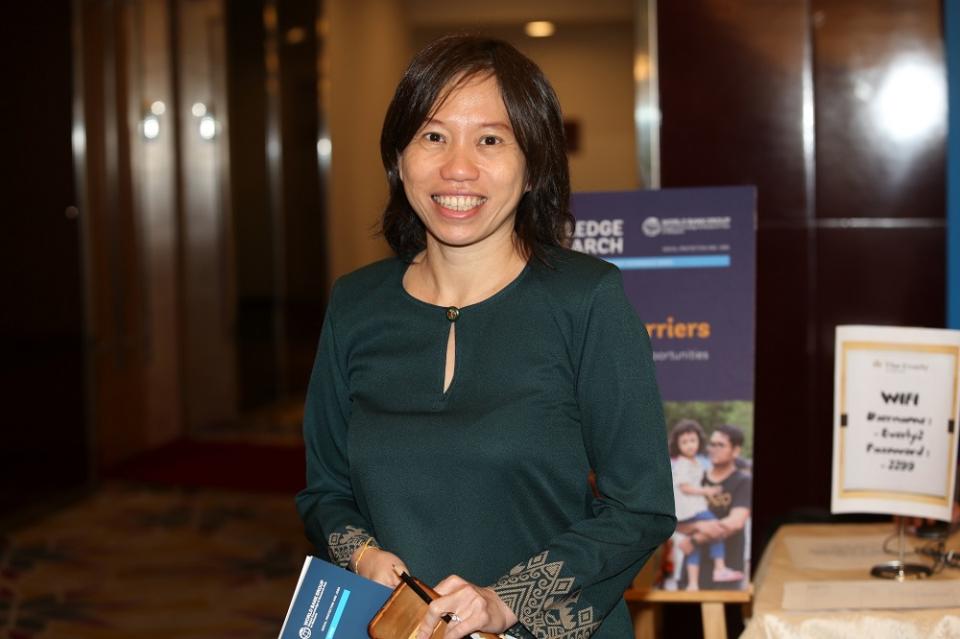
left=831, top=325, right=960, bottom=521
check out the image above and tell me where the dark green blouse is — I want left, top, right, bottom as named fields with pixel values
left=296, top=247, right=675, bottom=639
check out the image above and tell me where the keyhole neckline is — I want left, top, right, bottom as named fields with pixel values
left=398, top=258, right=533, bottom=315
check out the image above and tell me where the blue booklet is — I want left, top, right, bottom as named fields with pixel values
left=278, top=556, right=392, bottom=639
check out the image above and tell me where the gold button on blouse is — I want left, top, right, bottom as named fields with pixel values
left=445, top=306, right=460, bottom=322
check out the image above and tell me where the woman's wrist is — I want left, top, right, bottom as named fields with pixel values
left=349, top=537, right=378, bottom=574
left=485, top=587, right=519, bottom=629
left=353, top=546, right=407, bottom=588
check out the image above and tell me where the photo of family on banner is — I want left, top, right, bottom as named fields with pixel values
left=571, top=186, right=756, bottom=593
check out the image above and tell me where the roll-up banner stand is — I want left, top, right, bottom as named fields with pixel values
left=572, top=186, right=757, bottom=592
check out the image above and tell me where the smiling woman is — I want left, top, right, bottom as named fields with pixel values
left=296, top=35, right=675, bottom=639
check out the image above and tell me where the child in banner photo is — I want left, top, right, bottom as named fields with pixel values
left=668, top=419, right=744, bottom=590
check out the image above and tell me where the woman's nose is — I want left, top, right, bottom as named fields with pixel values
left=439, top=144, right=479, bottom=181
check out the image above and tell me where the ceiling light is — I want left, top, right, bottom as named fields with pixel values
left=525, top=21, right=555, bottom=38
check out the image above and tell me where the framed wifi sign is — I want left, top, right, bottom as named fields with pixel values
left=832, top=325, right=960, bottom=521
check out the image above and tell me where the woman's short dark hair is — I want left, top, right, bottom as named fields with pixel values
left=668, top=419, right=706, bottom=457
left=379, top=34, right=572, bottom=263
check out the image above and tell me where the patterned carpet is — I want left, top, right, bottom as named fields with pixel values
left=0, top=483, right=313, bottom=639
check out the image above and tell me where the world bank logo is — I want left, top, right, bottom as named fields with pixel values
left=299, top=627, right=312, bottom=639
left=641, top=216, right=661, bottom=237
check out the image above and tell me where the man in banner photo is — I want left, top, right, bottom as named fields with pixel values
left=570, top=186, right=757, bottom=592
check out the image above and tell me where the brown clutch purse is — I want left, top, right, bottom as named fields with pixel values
left=368, top=573, right=445, bottom=639
left=367, top=573, right=501, bottom=639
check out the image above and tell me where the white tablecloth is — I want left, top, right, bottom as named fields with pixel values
left=740, top=523, right=960, bottom=639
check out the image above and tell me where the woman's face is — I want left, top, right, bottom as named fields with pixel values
left=398, top=73, right=527, bottom=255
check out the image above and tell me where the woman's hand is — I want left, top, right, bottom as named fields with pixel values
left=415, top=575, right=518, bottom=639
left=352, top=546, right=408, bottom=588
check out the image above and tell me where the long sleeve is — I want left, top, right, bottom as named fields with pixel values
left=295, top=282, right=379, bottom=567
left=490, top=267, right=677, bottom=638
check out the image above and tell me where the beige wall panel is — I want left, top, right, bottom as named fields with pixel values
left=325, top=0, right=408, bottom=286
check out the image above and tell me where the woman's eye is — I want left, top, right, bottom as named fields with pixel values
left=424, top=132, right=444, bottom=143
left=479, top=135, right=501, bottom=146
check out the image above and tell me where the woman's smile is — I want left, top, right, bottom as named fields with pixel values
left=431, top=193, right=488, bottom=213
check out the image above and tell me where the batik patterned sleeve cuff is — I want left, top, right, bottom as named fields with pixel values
left=326, top=525, right=379, bottom=569
left=490, top=551, right=601, bottom=639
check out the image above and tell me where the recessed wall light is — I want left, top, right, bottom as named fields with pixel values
left=142, top=114, right=160, bottom=140
left=525, top=21, right=555, bottom=38
left=199, top=115, right=218, bottom=141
